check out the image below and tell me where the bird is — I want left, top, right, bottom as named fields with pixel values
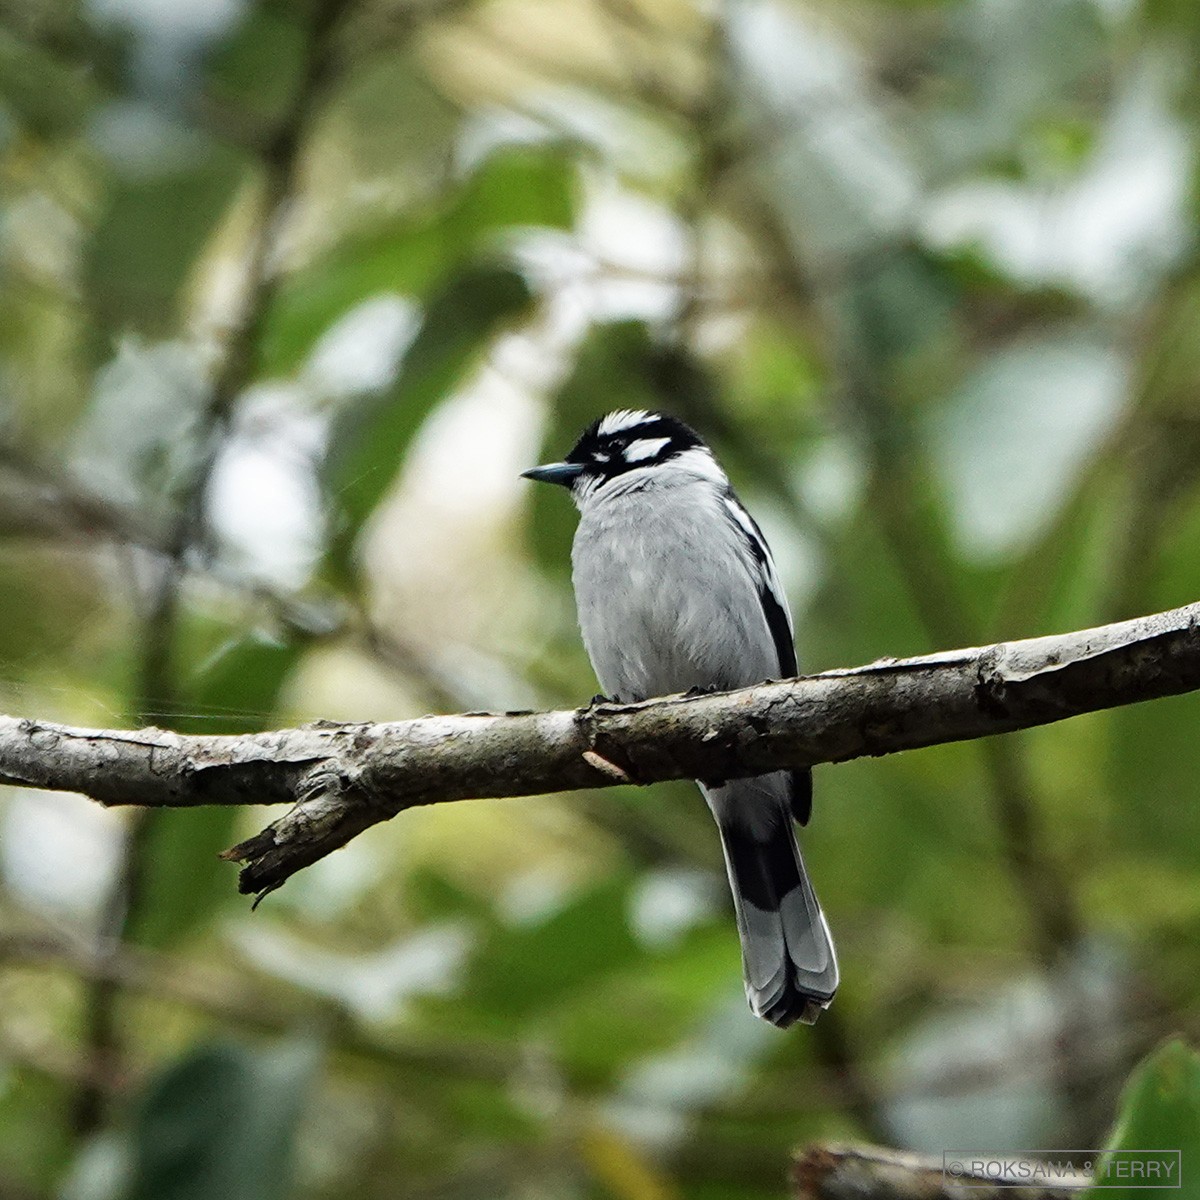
left=522, top=409, right=837, bottom=1027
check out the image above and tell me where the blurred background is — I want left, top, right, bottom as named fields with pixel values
left=0, top=0, right=1199, bottom=1196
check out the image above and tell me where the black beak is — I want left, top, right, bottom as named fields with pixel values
left=521, top=462, right=584, bottom=487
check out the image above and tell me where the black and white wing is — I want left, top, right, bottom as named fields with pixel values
left=709, top=487, right=835, bottom=1024
left=721, top=489, right=812, bottom=825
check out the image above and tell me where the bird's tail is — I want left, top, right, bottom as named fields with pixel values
left=715, top=805, right=838, bottom=1028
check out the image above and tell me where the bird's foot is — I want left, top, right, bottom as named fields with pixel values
left=575, top=693, right=617, bottom=728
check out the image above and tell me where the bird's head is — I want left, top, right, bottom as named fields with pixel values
left=522, top=410, right=723, bottom=505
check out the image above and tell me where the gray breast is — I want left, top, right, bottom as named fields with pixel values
left=570, top=473, right=781, bottom=702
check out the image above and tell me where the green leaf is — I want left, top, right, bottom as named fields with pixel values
left=451, top=145, right=576, bottom=235
left=924, top=332, right=1129, bottom=563
left=0, top=27, right=98, bottom=139
left=176, top=632, right=306, bottom=738
left=1108, top=682, right=1200, bottom=871
left=920, top=0, right=1106, bottom=172
left=839, top=247, right=957, bottom=384
left=0, top=546, right=115, bottom=674
left=0, top=1068, right=73, bottom=1194
left=125, top=1039, right=320, bottom=1200
left=456, top=875, right=645, bottom=1025
left=85, top=139, right=246, bottom=339
left=204, top=4, right=307, bottom=132
left=258, top=145, right=576, bottom=377
left=323, top=261, right=535, bottom=577
left=1089, top=1040, right=1200, bottom=1200
left=126, top=635, right=304, bottom=948
left=125, top=809, right=241, bottom=950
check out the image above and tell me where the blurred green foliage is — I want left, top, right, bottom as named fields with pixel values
left=124, top=1040, right=319, bottom=1200
left=1092, top=1041, right=1200, bottom=1200
left=0, top=0, right=1197, bottom=1197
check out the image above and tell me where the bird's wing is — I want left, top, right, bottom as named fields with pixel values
left=720, top=490, right=812, bottom=825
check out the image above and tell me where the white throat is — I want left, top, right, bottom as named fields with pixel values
left=572, top=447, right=728, bottom=511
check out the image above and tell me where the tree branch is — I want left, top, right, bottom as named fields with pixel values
left=791, top=1144, right=1085, bottom=1200
left=0, top=601, right=1197, bottom=899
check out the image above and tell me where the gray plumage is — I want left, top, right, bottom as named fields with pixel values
left=523, top=410, right=838, bottom=1027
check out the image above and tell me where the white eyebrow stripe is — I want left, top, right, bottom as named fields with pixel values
left=623, top=436, right=671, bottom=462
left=599, top=409, right=654, bottom=435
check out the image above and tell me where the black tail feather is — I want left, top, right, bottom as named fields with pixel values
left=716, top=814, right=838, bottom=1028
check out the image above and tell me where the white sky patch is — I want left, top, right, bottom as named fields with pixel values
left=579, top=178, right=687, bottom=318
left=305, top=294, right=419, bottom=398
left=386, top=361, right=545, bottom=523
left=726, top=0, right=920, bottom=262
left=884, top=941, right=1130, bottom=1153
left=623, top=436, right=671, bottom=462
left=229, top=921, right=473, bottom=1022
left=498, top=866, right=577, bottom=925
left=73, top=336, right=210, bottom=510
left=795, top=435, right=867, bottom=525
left=924, top=66, right=1193, bottom=310
left=629, top=868, right=719, bottom=949
left=1, top=790, right=124, bottom=923
left=454, top=105, right=558, bottom=175
left=87, top=102, right=212, bottom=175
left=85, top=0, right=247, bottom=103
left=207, top=384, right=327, bottom=591
left=488, top=85, right=688, bottom=185
left=87, top=0, right=245, bottom=41
left=517, top=174, right=687, bottom=329
left=927, top=335, right=1130, bottom=560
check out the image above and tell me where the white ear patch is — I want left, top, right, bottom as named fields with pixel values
left=623, top=436, right=671, bottom=463
left=671, top=446, right=727, bottom=483
left=599, top=409, right=654, bottom=436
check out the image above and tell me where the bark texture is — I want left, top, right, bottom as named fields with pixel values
left=792, top=1144, right=1085, bottom=1200
left=0, top=601, right=1195, bottom=898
